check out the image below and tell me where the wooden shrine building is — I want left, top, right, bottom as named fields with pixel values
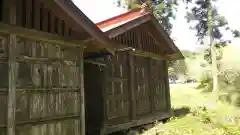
left=84, top=6, right=183, bottom=135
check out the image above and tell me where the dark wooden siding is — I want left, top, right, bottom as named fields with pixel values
left=99, top=27, right=171, bottom=132
left=0, top=0, right=77, bottom=38
left=0, top=34, right=83, bottom=135
left=112, top=27, right=163, bottom=54
left=0, top=0, right=85, bottom=135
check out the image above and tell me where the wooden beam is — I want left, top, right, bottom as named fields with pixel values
left=79, top=48, right=85, bottom=135
left=128, top=53, right=136, bottom=120
left=130, top=49, right=164, bottom=60
left=84, top=60, right=107, bottom=67
left=0, top=23, right=85, bottom=48
left=163, top=60, right=171, bottom=111
left=165, top=52, right=184, bottom=60
left=8, top=0, right=17, bottom=135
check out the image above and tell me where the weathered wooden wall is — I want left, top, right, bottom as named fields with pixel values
left=103, top=54, right=169, bottom=120
left=97, top=26, right=171, bottom=133
left=0, top=33, right=83, bottom=135
left=0, top=0, right=85, bottom=135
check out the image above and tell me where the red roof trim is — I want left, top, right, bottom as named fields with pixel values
left=96, top=8, right=149, bottom=29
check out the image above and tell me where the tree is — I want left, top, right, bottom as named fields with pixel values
left=116, top=0, right=178, bottom=34
left=184, top=0, right=239, bottom=94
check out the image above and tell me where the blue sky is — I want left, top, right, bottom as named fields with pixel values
left=73, top=0, right=240, bottom=51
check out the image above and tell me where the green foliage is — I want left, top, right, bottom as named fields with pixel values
left=184, top=0, right=239, bottom=45
left=194, top=45, right=240, bottom=107
left=217, top=45, right=240, bottom=107
left=150, top=86, right=240, bottom=135
left=116, top=0, right=178, bottom=34
left=152, top=0, right=178, bottom=33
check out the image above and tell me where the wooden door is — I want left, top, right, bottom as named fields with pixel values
left=104, top=52, right=130, bottom=124
left=133, top=56, right=151, bottom=117
left=150, top=59, right=168, bottom=112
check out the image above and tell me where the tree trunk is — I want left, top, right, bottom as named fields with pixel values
left=207, top=0, right=218, bottom=94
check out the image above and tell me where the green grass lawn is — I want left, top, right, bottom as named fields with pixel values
left=142, top=84, right=240, bottom=135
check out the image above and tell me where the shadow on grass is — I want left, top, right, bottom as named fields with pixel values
left=173, top=107, right=191, bottom=118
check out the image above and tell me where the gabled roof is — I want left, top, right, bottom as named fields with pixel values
left=96, top=7, right=183, bottom=60
left=40, top=0, right=116, bottom=54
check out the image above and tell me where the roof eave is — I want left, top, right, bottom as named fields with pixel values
left=50, top=0, right=116, bottom=54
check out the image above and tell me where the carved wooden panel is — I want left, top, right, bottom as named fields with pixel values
left=134, top=56, right=151, bottom=115
left=105, top=52, right=130, bottom=122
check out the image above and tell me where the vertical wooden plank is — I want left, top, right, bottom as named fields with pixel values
left=58, top=19, right=63, bottom=36
left=2, top=0, right=10, bottom=23
left=33, top=0, right=40, bottom=30
left=128, top=53, right=136, bottom=120
left=50, top=13, right=55, bottom=33
left=136, top=28, right=142, bottom=50
left=79, top=49, right=85, bottom=135
left=39, top=2, right=44, bottom=30
left=68, top=28, right=72, bottom=36
left=47, top=11, right=52, bottom=33
left=25, top=0, right=33, bottom=28
left=65, top=25, right=69, bottom=37
left=42, top=7, right=49, bottom=32
left=16, top=0, right=23, bottom=26
left=54, top=16, right=59, bottom=34
left=101, top=57, right=108, bottom=132
left=8, top=0, right=17, bottom=135
left=0, top=0, right=2, bottom=21
left=61, top=20, right=65, bottom=36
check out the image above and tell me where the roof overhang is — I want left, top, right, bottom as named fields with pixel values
left=40, top=0, right=116, bottom=55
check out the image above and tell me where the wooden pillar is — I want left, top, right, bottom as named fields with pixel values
left=148, top=58, right=154, bottom=113
left=128, top=53, right=136, bottom=120
left=79, top=48, right=85, bottom=135
left=163, top=60, right=171, bottom=111
left=7, top=0, right=17, bottom=135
